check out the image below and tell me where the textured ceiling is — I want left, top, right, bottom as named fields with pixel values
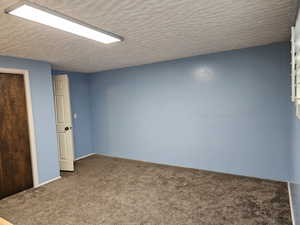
left=0, top=0, right=298, bottom=73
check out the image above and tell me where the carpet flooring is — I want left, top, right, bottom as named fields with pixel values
left=0, top=155, right=292, bottom=225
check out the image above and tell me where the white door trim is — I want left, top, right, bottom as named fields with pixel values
left=0, top=67, right=39, bottom=187
left=288, top=183, right=296, bottom=225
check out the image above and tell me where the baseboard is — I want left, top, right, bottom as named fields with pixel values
left=288, top=182, right=296, bottom=225
left=75, top=153, right=96, bottom=161
left=36, top=176, right=61, bottom=188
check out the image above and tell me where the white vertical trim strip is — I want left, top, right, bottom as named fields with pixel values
left=291, top=26, right=296, bottom=102
left=288, top=182, right=296, bottom=225
left=0, top=68, right=39, bottom=187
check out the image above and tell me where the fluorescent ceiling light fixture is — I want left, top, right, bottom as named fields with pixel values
left=6, top=2, right=123, bottom=44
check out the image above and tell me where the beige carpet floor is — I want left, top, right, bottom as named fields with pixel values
left=0, top=155, right=292, bottom=225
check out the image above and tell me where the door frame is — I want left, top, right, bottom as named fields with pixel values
left=0, top=67, right=39, bottom=187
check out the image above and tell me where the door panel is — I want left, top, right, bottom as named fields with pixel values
left=0, top=73, right=33, bottom=199
left=55, top=95, right=66, bottom=123
left=58, top=133, right=67, bottom=159
left=53, top=75, right=74, bottom=171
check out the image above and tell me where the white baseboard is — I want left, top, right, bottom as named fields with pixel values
left=75, top=153, right=95, bottom=161
left=288, top=182, right=296, bottom=225
left=36, top=176, right=61, bottom=188
left=35, top=154, right=95, bottom=188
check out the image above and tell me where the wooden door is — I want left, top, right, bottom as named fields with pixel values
left=0, top=73, right=33, bottom=199
left=53, top=75, right=74, bottom=171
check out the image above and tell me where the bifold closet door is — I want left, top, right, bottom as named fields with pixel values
left=0, top=73, right=33, bottom=199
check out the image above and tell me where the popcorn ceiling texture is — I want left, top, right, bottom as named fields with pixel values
left=0, top=0, right=297, bottom=72
left=0, top=155, right=292, bottom=225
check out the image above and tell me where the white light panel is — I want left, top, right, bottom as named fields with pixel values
left=7, top=3, right=122, bottom=44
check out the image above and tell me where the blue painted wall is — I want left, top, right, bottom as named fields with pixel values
left=89, top=42, right=292, bottom=182
left=0, top=56, right=60, bottom=184
left=52, top=71, right=93, bottom=159
left=0, top=43, right=295, bottom=192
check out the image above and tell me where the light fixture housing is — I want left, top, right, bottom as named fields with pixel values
left=5, top=1, right=123, bottom=44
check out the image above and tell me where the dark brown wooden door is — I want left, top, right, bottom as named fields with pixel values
left=0, top=73, right=33, bottom=199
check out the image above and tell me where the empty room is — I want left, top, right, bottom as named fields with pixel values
left=0, top=0, right=300, bottom=225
